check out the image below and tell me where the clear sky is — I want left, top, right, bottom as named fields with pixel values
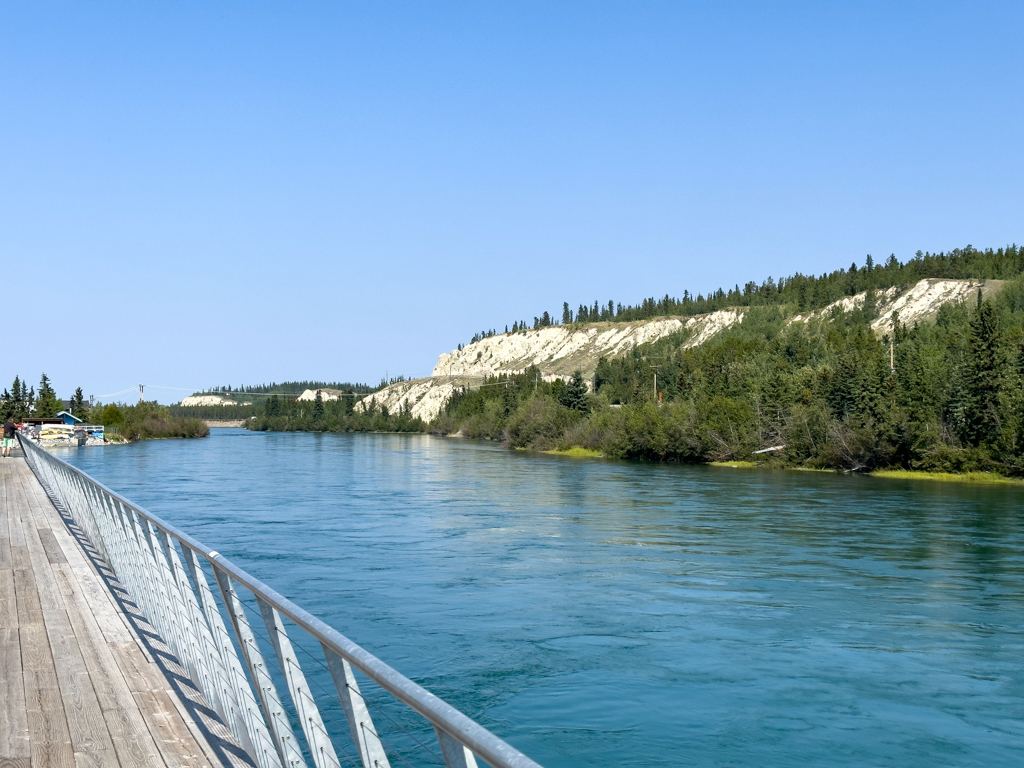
left=2, top=2, right=1022, bottom=403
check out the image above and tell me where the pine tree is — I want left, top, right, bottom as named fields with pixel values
left=313, top=391, right=325, bottom=423
left=35, top=374, right=60, bottom=418
left=962, top=293, right=1004, bottom=447
left=562, top=302, right=573, bottom=325
left=71, top=387, right=86, bottom=416
left=558, top=370, right=590, bottom=413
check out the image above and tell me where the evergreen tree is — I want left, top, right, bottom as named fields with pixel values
left=265, top=395, right=280, bottom=417
left=35, top=374, right=60, bottom=418
left=562, top=302, right=573, bottom=325
left=961, top=294, right=1004, bottom=447
left=71, top=387, right=86, bottom=416
left=558, top=370, right=590, bottom=413
left=313, top=391, right=325, bottom=423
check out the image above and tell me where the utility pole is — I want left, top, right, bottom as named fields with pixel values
left=139, top=384, right=144, bottom=403
left=649, top=364, right=662, bottom=404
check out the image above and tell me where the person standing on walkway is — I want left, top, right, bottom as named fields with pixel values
left=3, top=417, right=17, bottom=457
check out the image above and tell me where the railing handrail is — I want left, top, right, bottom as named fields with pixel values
left=18, top=433, right=543, bottom=768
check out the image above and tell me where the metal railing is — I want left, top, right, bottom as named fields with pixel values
left=19, top=434, right=543, bottom=768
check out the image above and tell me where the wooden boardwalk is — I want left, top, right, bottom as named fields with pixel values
left=1, top=455, right=252, bottom=768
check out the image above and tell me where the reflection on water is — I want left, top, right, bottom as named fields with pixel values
left=57, top=430, right=1024, bottom=767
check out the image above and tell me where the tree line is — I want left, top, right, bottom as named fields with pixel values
left=0, top=374, right=207, bottom=440
left=248, top=391, right=424, bottom=433
left=508, top=244, right=1024, bottom=332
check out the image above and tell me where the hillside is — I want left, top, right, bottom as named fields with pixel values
left=358, top=277, right=1004, bottom=423
left=359, top=310, right=744, bottom=421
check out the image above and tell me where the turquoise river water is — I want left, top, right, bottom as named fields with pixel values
left=55, top=429, right=1023, bottom=767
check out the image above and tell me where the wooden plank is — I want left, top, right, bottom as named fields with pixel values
left=134, top=690, right=208, bottom=768
left=45, top=624, right=117, bottom=758
left=22, top=621, right=75, bottom=767
left=14, top=568, right=44, bottom=628
left=0, top=569, right=15, bottom=629
left=0, top=626, right=30, bottom=761
left=49, top=541, right=168, bottom=768
left=38, top=528, right=68, bottom=564
left=0, top=756, right=32, bottom=768
left=52, top=562, right=134, bottom=647
left=24, top=681, right=75, bottom=768
left=10, top=544, right=31, bottom=573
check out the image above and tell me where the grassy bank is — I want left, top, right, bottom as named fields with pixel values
left=542, top=447, right=605, bottom=458
left=870, top=469, right=1024, bottom=486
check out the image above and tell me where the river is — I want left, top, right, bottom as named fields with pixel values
left=54, top=429, right=1024, bottom=767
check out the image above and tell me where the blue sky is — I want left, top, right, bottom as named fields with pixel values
left=2, top=2, right=1022, bottom=402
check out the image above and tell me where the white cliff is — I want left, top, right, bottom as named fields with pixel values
left=359, top=310, right=744, bottom=422
left=180, top=394, right=252, bottom=407
left=790, top=278, right=1003, bottom=335
left=295, top=388, right=347, bottom=402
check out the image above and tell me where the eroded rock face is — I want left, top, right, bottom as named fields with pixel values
left=434, top=309, right=745, bottom=380
left=180, top=395, right=251, bottom=406
left=359, top=310, right=745, bottom=422
left=295, top=389, right=345, bottom=402
left=357, top=379, right=461, bottom=422
left=789, top=278, right=1003, bottom=335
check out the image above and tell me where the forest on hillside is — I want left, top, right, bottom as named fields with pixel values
left=190, top=380, right=376, bottom=397
left=249, top=244, right=1024, bottom=477
left=515, top=244, right=1023, bottom=330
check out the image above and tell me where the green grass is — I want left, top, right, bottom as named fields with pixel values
left=871, top=469, right=1024, bottom=486
left=543, top=447, right=605, bottom=458
left=709, top=460, right=758, bottom=468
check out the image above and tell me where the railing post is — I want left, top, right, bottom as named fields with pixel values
left=257, top=597, right=342, bottom=768
left=184, top=547, right=282, bottom=768
left=435, top=728, right=479, bottom=768
left=155, top=529, right=222, bottom=717
left=321, top=646, right=391, bottom=768
left=214, top=568, right=307, bottom=768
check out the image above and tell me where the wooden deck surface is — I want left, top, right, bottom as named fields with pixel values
left=1, top=455, right=253, bottom=768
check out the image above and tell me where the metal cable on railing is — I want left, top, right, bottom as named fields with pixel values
left=233, top=596, right=440, bottom=768
left=234, top=596, right=446, bottom=766
left=18, top=433, right=543, bottom=768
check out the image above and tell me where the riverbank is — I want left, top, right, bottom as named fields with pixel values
left=556, top=453, right=1024, bottom=487
left=870, top=469, right=1024, bottom=486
